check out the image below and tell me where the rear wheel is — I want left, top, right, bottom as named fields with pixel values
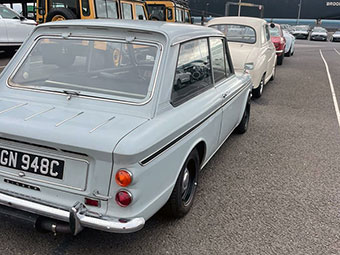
left=252, top=75, right=265, bottom=99
left=234, top=95, right=251, bottom=134
left=46, top=8, right=77, bottom=22
left=166, top=149, right=199, bottom=218
left=277, top=54, right=284, bottom=65
left=270, top=65, right=276, bottom=81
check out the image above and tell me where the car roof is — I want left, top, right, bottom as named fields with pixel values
left=38, top=19, right=224, bottom=45
left=207, top=16, right=267, bottom=30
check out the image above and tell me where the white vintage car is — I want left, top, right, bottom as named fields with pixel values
left=0, top=4, right=36, bottom=55
left=207, top=17, right=276, bottom=98
left=0, top=20, right=252, bottom=235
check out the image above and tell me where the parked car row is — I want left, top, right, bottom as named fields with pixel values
left=207, top=17, right=295, bottom=98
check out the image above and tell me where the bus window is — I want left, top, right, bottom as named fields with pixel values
left=81, top=0, right=90, bottom=16
left=166, top=7, right=173, bottom=20
left=148, top=4, right=165, bottom=21
left=95, top=0, right=118, bottom=18
left=135, top=4, right=146, bottom=20
left=122, top=2, right=133, bottom=19
left=184, top=10, right=190, bottom=23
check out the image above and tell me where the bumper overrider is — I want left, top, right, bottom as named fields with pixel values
left=0, top=191, right=145, bottom=235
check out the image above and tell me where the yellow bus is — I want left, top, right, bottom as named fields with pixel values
left=36, top=0, right=148, bottom=23
left=146, top=0, right=191, bottom=23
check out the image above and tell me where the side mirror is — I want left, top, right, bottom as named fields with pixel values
left=138, top=14, right=144, bottom=20
left=19, top=15, right=26, bottom=21
left=244, top=63, right=254, bottom=72
left=190, top=17, right=194, bottom=24
left=270, top=23, right=276, bottom=28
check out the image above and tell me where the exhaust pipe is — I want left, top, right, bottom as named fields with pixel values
left=35, top=216, right=73, bottom=235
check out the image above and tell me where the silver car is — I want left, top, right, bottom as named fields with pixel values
left=0, top=4, right=36, bottom=55
left=0, top=20, right=252, bottom=235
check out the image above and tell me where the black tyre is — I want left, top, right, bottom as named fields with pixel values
left=270, top=65, right=276, bottom=81
left=252, top=75, right=265, bottom=99
left=46, top=8, right=77, bottom=22
left=234, top=94, right=251, bottom=134
left=166, top=149, right=199, bottom=218
left=277, top=54, right=284, bottom=65
left=285, top=47, right=292, bottom=57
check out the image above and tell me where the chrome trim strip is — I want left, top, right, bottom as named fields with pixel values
left=55, top=111, right=84, bottom=127
left=0, top=192, right=145, bottom=234
left=89, top=116, right=116, bottom=133
left=24, top=106, right=55, bottom=121
left=0, top=103, right=27, bottom=114
left=139, top=82, right=251, bottom=166
left=89, top=116, right=115, bottom=133
left=7, top=35, right=164, bottom=106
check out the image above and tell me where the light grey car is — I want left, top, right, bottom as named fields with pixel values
left=0, top=19, right=252, bottom=235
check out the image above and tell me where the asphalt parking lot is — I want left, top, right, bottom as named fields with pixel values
left=1, top=40, right=340, bottom=254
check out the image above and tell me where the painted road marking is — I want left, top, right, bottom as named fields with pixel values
left=320, top=50, right=340, bottom=129
left=0, top=66, right=5, bottom=68
left=335, top=48, right=340, bottom=56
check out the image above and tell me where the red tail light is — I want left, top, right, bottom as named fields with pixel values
left=85, top=198, right=100, bottom=207
left=116, top=190, right=132, bottom=207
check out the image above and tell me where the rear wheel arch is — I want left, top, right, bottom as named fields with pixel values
left=194, top=141, right=206, bottom=167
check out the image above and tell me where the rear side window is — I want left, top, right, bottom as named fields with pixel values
left=122, top=3, right=133, bottom=19
left=171, top=39, right=213, bottom=106
left=210, top=38, right=230, bottom=83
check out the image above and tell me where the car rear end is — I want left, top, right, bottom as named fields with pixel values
left=0, top=20, right=165, bottom=235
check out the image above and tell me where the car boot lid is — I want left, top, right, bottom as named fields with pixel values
left=0, top=98, right=147, bottom=154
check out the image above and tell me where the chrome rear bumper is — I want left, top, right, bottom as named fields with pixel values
left=0, top=192, right=145, bottom=235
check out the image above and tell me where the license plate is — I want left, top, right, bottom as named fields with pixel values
left=0, top=147, right=64, bottom=179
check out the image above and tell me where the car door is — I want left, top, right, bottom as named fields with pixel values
left=0, top=6, right=31, bottom=44
left=264, top=24, right=276, bottom=79
left=171, top=38, right=222, bottom=158
left=210, top=37, right=248, bottom=144
left=0, top=15, right=8, bottom=44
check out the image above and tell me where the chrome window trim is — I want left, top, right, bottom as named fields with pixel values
left=7, top=34, right=164, bottom=106
left=171, top=34, right=223, bottom=46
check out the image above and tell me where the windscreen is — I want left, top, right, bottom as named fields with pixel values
left=313, top=27, right=326, bottom=32
left=210, top=24, right=256, bottom=44
left=10, top=38, right=159, bottom=103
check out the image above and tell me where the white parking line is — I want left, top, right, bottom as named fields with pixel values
left=335, top=48, right=340, bottom=56
left=0, top=66, right=5, bottom=69
left=320, top=50, right=340, bottom=128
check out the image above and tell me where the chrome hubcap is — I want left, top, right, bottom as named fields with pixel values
left=260, top=80, right=264, bottom=95
left=182, top=168, right=190, bottom=193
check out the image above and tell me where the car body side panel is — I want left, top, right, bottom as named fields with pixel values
left=111, top=87, right=223, bottom=220
left=4, top=19, right=35, bottom=44
left=0, top=17, right=8, bottom=44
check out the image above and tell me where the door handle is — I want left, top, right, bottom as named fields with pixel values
left=222, top=93, right=228, bottom=99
